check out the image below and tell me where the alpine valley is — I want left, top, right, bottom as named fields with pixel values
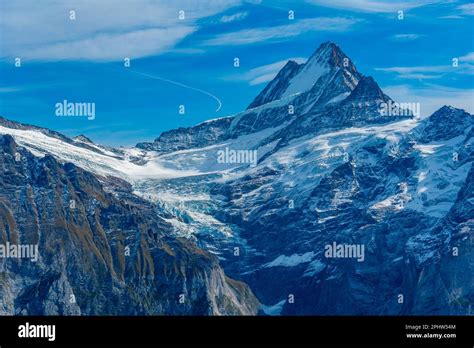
left=0, top=42, right=472, bottom=315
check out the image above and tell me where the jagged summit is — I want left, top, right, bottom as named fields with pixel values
left=73, top=134, right=94, bottom=143
left=140, top=42, right=395, bottom=153
left=1, top=38, right=473, bottom=317
left=248, top=41, right=361, bottom=109
left=305, top=41, right=358, bottom=72
left=415, top=105, right=473, bottom=142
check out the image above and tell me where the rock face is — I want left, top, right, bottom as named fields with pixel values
left=136, top=117, right=234, bottom=153
left=1, top=41, right=472, bottom=316
left=208, top=105, right=473, bottom=315
left=126, top=42, right=473, bottom=316
left=247, top=60, right=302, bottom=109
left=0, top=134, right=259, bottom=315
left=414, top=105, right=473, bottom=143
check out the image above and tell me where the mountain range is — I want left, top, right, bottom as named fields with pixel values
left=0, top=42, right=472, bottom=315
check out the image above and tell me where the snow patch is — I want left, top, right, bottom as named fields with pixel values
left=303, top=259, right=326, bottom=277
left=263, top=252, right=315, bottom=268
left=261, top=299, right=286, bottom=316
left=281, top=64, right=328, bottom=98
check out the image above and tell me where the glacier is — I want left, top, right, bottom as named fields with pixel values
left=0, top=42, right=472, bottom=315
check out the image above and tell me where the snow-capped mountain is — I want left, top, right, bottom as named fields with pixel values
left=138, top=42, right=402, bottom=156
left=0, top=42, right=472, bottom=315
left=0, top=132, right=258, bottom=315
left=248, top=41, right=361, bottom=109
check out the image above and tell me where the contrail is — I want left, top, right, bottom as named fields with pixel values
left=112, top=64, right=222, bottom=112
left=1, top=58, right=223, bottom=112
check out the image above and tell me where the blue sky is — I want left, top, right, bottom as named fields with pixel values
left=0, top=0, right=473, bottom=146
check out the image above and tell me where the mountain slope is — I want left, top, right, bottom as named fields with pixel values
left=208, top=106, right=472, bottom=315
left=0, top=41, right=472, bottom=316
left=0, top=134, right=259, bottom=315
left=247, top=60, right=302, bottom=109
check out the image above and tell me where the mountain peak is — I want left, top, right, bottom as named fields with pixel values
left=320, top=40, right=337, bottom=47
left=247, top=42, right=360, bottom=109
left=438, top=105, right=458, bottom=113
left=415, top=105, right=473, bottom=143
left=286, top=59, right=301, bottom=67
left=312, top=41, right=341, bottom=57
left=74, top=134, right=94, bottom=143
left=432, top=105, right=468, bottom=117
left=300, top=41, right=357, bottom=73
left=309, top=41, right=344, bottom=65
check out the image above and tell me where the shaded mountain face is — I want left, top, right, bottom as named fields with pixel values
left=247, top=60, right=302, bottom=109
left=0, top=134, right=258, bottom=315
left=414, top=105, right=473, bottom=143
left=209, top=106, right=472, bottom=315
left=1, top=41, right=472, bottom=316
left=408, top=164, right=473, bottom=315
left=259, top=75, right=398, bottom=154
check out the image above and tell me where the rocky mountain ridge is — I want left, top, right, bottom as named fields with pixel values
left=1, top=41, right=472, bottom=315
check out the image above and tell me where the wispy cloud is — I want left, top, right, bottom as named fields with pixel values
left=220, top=11, right=248, bottom=23
left=383, top=84, right=474, bottom=115
left=204, top=17, right=360, bottom=46
left=0, top=0, right=240, bottom=61
left=376, top=65, right=450, bottom=74
left=169, top=48, right=206, bottom=55
left=0, top=87, right=23, bottom=93
left=438, top=15, right=464, bottom=19
left=25, top=28, right=197, bottom=61
left=236, top=57, right=307, bottom=85
left=375, top=60, right=474, bottom=79
left=438, top=3, right=474, bottom=18
left=457, top=3, right=474, bottom=15
left=459, top=52, right=474, bottom=62
left=306, top=0, right=442, bottom=13
left=390, top=33, right=425, bottom=41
